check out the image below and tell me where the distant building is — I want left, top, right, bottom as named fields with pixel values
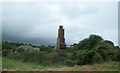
left=17, top=45, right=34, bottom=52
left=57, top=25, right=66, bottom=50
left=34, top=47, right=40, bottom=51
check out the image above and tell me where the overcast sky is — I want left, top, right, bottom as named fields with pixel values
left=2, top=2, right=118, bottom=46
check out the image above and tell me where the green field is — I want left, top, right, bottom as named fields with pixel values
left=2, top=57, right=119, bottom=71
left=2, top=57, right=46, bottom=71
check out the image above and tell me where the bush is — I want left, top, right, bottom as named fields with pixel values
left=6, top=50, right=68, bottom=66
left=71, top=49, right=104, bottom=65
left=116, top=52, right=120, bottom=62
left=107, top=48, right=120, bottom=62
left=7, top=51, right=41, bottom=63
left=21, top=51, right=41, bottom=63
left=7, top=52, right=21, bottom=60
left=75, top=50, right=88, bottom=65
left=92, top=52, right=103, bottom=63
left=2, top=49, right=12, bottom=56
left=65, top=60, right=76, bottom=67
left=77, top=34, right=103, bottom=50
left=39, top=46, right=52, bottom=52
left=16, top=48, right=25, bottom=53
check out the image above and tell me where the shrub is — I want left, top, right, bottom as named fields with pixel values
left=97, top=48, right=110, bottom=61
left=65, top=60, right=76, bottom=67
left=6, top=51, right=41, bottom=63
left=21, top=51, right=41, bottom=63
left=16, top=48, right=25, bottom=53
left=75, top=50, right=90, bottom=65
left=92, top=52, right=103, bottom=63
left=77, top=34, right=103, bottom=50
left=108, top=48, right=120, bottom=62
left=116, top=52, right=120, bottom=62
left=2, top=49, right=12, bottom=56
left=7, top=52, right=21, bottom=60
left=39, top=46, right=52, bottom=52
left=73, top=49, right=103, bottom=65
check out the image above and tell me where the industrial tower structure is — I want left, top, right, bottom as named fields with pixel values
left=57, top=25, right=66, bottom=50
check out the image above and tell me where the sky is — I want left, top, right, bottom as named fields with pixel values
left=0, top=0, right=119, bottom=2
left=1, top=1, right=119, bottom=46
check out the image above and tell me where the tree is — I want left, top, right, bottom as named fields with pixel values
left=89, top=34, right=103, bottom=47
left=77, top=34, right=103, bottom=50
left=103, top=40, right=114, bottom=46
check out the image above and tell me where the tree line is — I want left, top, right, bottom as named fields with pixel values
left=2, top=34, right=120, bottom=67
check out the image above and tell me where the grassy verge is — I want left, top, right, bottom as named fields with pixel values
left=2, top=57, right=44, bottom=71
left=45, top=61, right=119, bottom=71
left=2, top=57, right=119, bottom=71
left=91, top=61, right=119, bottom=71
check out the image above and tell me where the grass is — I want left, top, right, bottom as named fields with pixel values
left=91, top=61, right=119, bottom=71
left=45, top=61, right=119, bottom=71
left=2, top=57, right=119, bottom=71
left=2, top=57, right=44, bottom=71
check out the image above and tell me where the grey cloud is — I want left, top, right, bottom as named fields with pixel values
left=2, top=3, right=60, bottom=45
left=0, top=5, right=2, bottom=42
left=118, top=1, right=120, bottom=46
left=2, top=2, right=118, bottom=46
left=60, top=5, right=98, bottom=20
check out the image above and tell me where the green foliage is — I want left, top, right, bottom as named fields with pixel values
left=2, top=57, right=45, bottom=70
left=2, top=49, right=12, bottom=56
left=2, top=41, right=19, bottom=50
left=7, top=52, right=21, bottom=60
left=89, top=34, right=103, bottom=44
left=65, top=34, right=119, bottom=66
left=75, top=50, right=96, bottom=65
left=39, top=45, right=53, bottom=52
left=0, top=42, right=1, bottom=50
left=65, top=60, right=76, bottom=67
left=77, top=34, right=103, bottom=50
left=3, top=56, right=119, bottom=71
left=103, top=40, right=114, bottom=46
left=16, top=47, right=25, bottom=53
left=2, top=34, right=119, bottom=68
left=6, top=51, right=67, bottom=66
left=107, top=48, right=120, bottom=62
left=92, top=52, right=103, bottom=63
left=76, top=50, right=88, bottom=65
left=7, top=51, right=41, bottom=63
